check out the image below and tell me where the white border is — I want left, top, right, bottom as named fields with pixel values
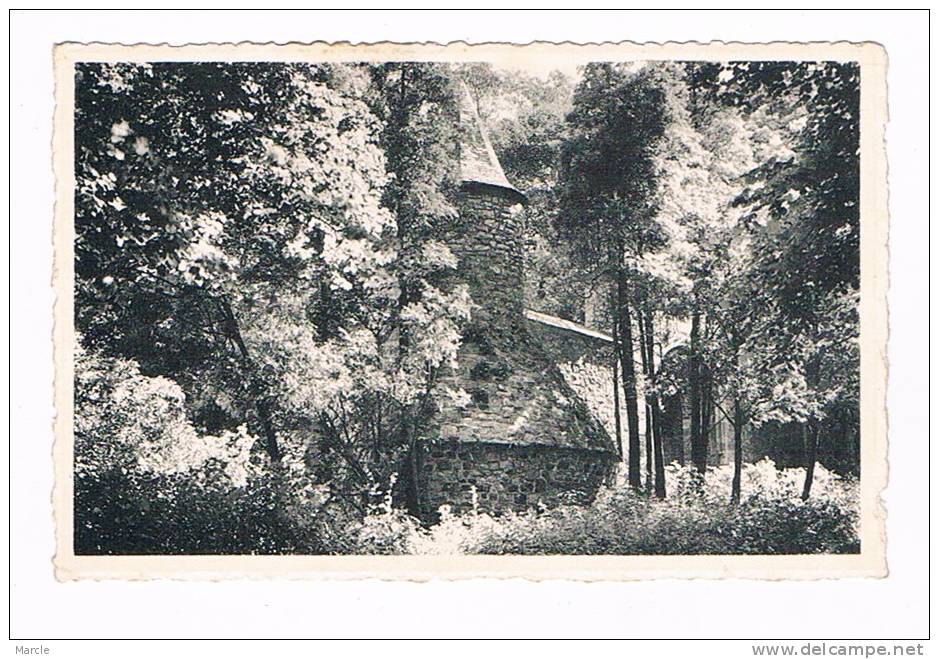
left=50, top=39, right=888, bottom=583
left=9, top=8, right=930, bottom=642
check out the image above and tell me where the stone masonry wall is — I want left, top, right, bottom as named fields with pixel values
left=416, top=185, right=618, bottom=522
left=429, top=187, right=613, bottom=455
left=556, top=358, right=627, bottom=456
left=428, top=323, right=612, bottom=454
left=524, top=317, right=631, bottom=452
left=448, top=188, right=526, bottom=322
left=417, top=440, right=616, bottom=520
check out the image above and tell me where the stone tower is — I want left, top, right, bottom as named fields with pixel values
left=413, top=84, right=618, bottom=521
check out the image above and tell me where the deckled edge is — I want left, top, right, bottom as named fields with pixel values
left=50, top=40, right=890, bottom=582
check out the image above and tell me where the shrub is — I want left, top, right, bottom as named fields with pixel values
left=74, top=469, right=299, bottom=555
left=73, top=345, right=859, bottom=557
left=74, top=345, right=313, bottom=555
left=73, top=345, right=420, bottom=555
left=347, top=460, right=859, bottom=556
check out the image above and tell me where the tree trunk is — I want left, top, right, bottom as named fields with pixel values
left=617, top=270, right=642, bottom=490
left=801, top=354, right=822, bottom=500
left=637, top=309, right=653, bottom=491
left=731, top=397, right=743, bottom=504
left=689, top=310, right=704, bottom=476
left=253, top=396, right=282, bottom=463
left=801, top=419, right=820, bottom=500
left=644, top=311, right=666, bottom=499
left=391, top=73, right=425, bottom=516
left=667, top=392, right=685, bottom=465
left=650, top=395, right=667, bottom=499
left=701, top=365, right=712, bottom=468
left=611, top=314, right=624, bottom=462
left=220, top=299, right=281, bottom=463
left=407, top=431, right=423, bottom=517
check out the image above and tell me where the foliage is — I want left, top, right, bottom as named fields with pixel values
left=308, top=459, right=858, bottom=555
left=558, top=63, right=683, bottom=269
left=707, top=62, right=862, bottom=416
left=72, top=60, right=862, bottom=552
left=74, top=343, right=406, bottom=555
left=74, top=344, right=296, bottom=554
left=362, top=459, right=858, bottom=555
left=73, top=61, right=470, bottom=524
left=75, top=342, right=259, bottom=488
left=698, top=63, right=861, bottom=497
left=711, top=62, right=861, bottom=320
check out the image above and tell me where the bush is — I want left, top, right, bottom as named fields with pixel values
left=343, top=459, right=859, bottom=556
left=73, top=345, right=423, bottom=555
left=73, top=345, right=858, bottom=556
left=74, top=469, right=299, bottom=555
left=74, top=345, right=316, bottom=555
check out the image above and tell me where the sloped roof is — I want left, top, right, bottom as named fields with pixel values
left=458, top=82, right=526, bottom=204
left=524, top=309, right=613, bottom=344
left=433, top=312, right=616, bottom=454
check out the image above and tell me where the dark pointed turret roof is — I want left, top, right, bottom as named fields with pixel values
left=458, top=82, right=526, bottom=205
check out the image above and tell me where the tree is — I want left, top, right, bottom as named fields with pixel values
left=557, top=63, right=684, bottom=493
left=362, top=62, right=470, bottom=514
left=72, top=341, right=291, bottom=554
left=74, top=61, right=470, bottom=530
left=706, top=62, right=861, bottom=498
left=75, top=62, right=391, bottom=468
left=642, top=61, right=862, bottom=500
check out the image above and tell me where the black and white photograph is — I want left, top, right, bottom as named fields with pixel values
left=53, top=42, right=886, bottom=576
left=11, top=7, right=932, bottom=648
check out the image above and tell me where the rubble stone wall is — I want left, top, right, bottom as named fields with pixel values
left=417, top=440, right=616, bottom=520
left=416, top=186, right=618, bottom=522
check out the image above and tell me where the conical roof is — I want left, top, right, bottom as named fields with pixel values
left=458, top=82, right=526, bottom=205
